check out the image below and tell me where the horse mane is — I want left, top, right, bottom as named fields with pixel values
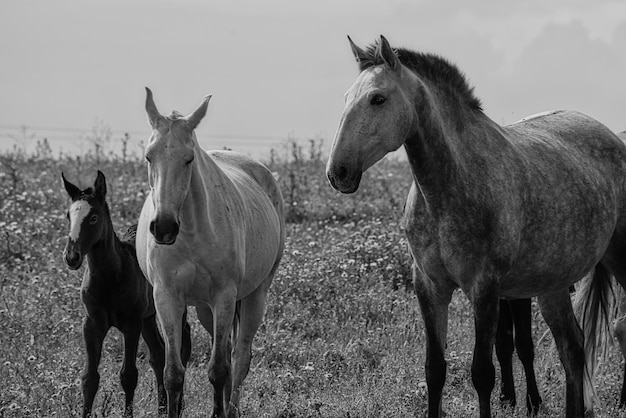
left=121, top=224, right=138, bottom=247
left=80, top=187, right=94, bottom=197
left=119, top=224, right=139, bottom=260
left=166, top=110, right=185, bottom=120
left=360, top=40, right=482, bottom=111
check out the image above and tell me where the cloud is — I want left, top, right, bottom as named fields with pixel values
left=1, top=0, right=624, bottom=153
left=384, top=1, right=626, bottom=64
left=480, top=20, right=626, bottom=131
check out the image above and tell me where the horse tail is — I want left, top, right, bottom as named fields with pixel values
left=573, top=263, right=615, bottom=410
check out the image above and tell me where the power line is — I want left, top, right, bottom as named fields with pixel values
left=0, top=124, right=307, bottom=143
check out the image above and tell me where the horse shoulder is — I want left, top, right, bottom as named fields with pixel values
left=403, top=174, right=523, bottom=284
left=209, top=150, right=284, bottom=214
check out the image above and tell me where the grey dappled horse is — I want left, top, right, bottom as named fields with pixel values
left=326, top=35, right=626, bottom=417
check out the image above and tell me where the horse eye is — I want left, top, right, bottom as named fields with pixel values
left=371, top=95, right=387, bottom=106
left=89, top=215, right=98, bottom=225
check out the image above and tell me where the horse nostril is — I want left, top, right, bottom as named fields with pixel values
left=171, top=222, right=179, bottom=237
left=150, top=215, right=180, bottom=244
left=162, top=222, right=180, bottom=244
left=336, top=166, right=348, bottom=181
left=327, top=173, right=337, bottom=188
left=65, top=250, right=82, bottom=268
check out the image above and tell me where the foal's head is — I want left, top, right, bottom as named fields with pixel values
left=327, top=35, right=420, bottom=193
left=62, top=171, right=109, bottom=270
left=144, top=87, right=211, bottom=245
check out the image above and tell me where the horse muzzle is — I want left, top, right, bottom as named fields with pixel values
left=150, top=213, right=180, bottom=245
left=64, top=247, right=83, bottom=270
left=326, top=164, right=362, bottom=194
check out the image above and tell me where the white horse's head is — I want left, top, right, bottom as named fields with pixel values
left=144, top=88, right=211, bottom=245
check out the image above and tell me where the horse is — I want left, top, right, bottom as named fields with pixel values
left=136, top=88, right=285, bottom=418
left=326, top=35, right=626, bottom=417
left=62, top=170, right=180, bottom=417
left=496, top=298, right=541, bottom=415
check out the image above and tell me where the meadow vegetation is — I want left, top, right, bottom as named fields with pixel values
left=0, top=136, right=624, bottom=417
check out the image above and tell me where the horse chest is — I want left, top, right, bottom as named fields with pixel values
left=81, top=272, right=147, bottom=316
left=403, top=191, right=519, bottom=290
left=404, top=209, right=459, bottom=285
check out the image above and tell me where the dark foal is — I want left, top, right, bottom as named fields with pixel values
left=62, top=171, right=191, bottom=417
left=496, top=299, right=542, bottom=415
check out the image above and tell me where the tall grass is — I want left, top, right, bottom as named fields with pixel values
left=0, top=137, right=624, bottom=417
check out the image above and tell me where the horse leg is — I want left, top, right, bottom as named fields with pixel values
left=229, top=278, right=272, bottom=418
left=614, top=290, right=626, bottom=407
left=612, top=279, right=626, bottom=407
left=412, top=263, right=453, bottom=418
left=537, top=288, right=585, bottom=417
left=181, top=308, right=192, bottom=367
left=196, top=305, right=215, bottom=407
left=154, top=288, right=187, bottom=418
left=196, top=305, right=214, bottom=338
left=81, top=316, right=107, bottom=418
left=206, top=294, right=237, bottom=418
left=142, top=313, right=167, bottom=415
left=509, top=298, right=542, bottom=415
left=495, top=299, right=516, bottom=409
left=179, top=308, right=192, bottom=414
left=120, top=322, right=141, bottom=417
left=470, top=279, right=499, bottom=418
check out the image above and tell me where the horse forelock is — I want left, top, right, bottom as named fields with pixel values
left=167, top=110, right=185, bottom=120
left=360, top=40, right=482, bottom=111
left=80, top=187, right=94, bottom=198
left=156, top=111, right=197, bottom=142
left=147, top=115, right=196, bottom=153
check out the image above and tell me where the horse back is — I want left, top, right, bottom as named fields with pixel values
left=208, top=150, right=285, bottom=224
left=207, top=150, right=286, bottom=271
left=500, top=111, right=626, bottom=294
left=506, top=110, right=626, bottom=222
left=403, top=111, right=626, bottom=297
left=506, top=110, right=626, bottom=173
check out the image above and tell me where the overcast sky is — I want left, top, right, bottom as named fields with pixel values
left=1, top=1, right=625, bottom=156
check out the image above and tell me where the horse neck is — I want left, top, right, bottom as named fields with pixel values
left=404, top=82, right=502, bottom=201
left=85, top=209, right=122, bottom=278
left=181, top=142, right=228, bottom=229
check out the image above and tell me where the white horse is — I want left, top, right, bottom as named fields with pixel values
left=136, top=88, right=285, bottom=418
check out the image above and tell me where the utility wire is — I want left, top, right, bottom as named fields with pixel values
left=0, top=124, right=304, bottom=143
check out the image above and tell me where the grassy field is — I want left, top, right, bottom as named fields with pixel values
left=1, top=140, right=625, bottom=417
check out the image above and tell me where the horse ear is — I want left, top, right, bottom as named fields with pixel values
left=62, top=172, right=81, bottom=200
left=94, top=170, right=107, bottom=201
left=185, top=95, right=212, bottom=131
left=145, top=87, right=163, bottom=129
left=378, top=35, right=400, bottom=71
left=347, top=35, right=371, bottom=71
